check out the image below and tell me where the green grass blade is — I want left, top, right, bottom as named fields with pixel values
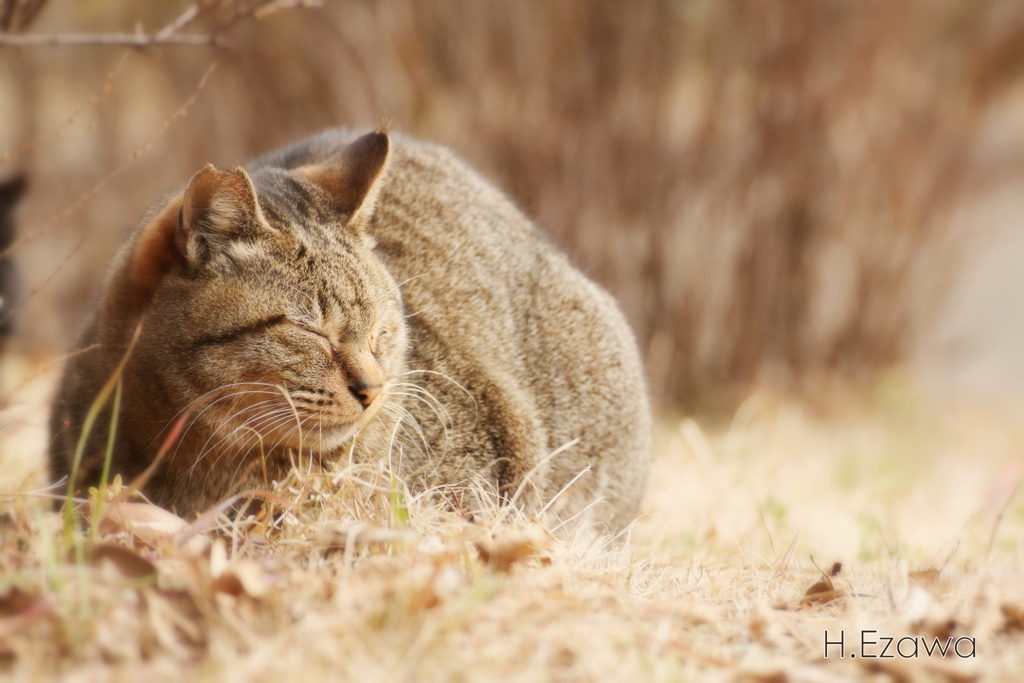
left=63, top=368, right=122, bottom=548
left=390, top=476, right=408, bottom=527
left=90, top=376, right=122, bottom=541
left=62, top=320, right=144, bottom=549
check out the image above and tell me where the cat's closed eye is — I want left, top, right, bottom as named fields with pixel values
left=290, top=320, right=329, bottom=340
left=370, top=326, right=395, bottom=354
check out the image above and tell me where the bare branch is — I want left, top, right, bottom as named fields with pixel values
left=1, top=0, right=49, bottom=33
left=0, top=0, right=321, bottom=50
left=0, top=63, right=218, bottom=261
left=2, top=54, right=128, bottom=165
left=153, top=1, right=209, bottom=42
left=0, top=31, right=229, bottom=49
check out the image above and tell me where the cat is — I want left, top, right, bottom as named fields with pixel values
left=49, top=129, right=652, bottom=529
left=0, top=173, right=26, bottom=337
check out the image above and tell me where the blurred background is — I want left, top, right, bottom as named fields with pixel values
left=2, top=0, right=1024, bottom=413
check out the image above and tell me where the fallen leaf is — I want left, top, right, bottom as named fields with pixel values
left=0, top=585, right=35, bottom=617
left=316, top=523, right=415, bottom=557
left=98, top=502, right=210, bottom=556
left=0, top=597, right=54, bottom=641
left=801, top=559, right=844, bottom=607
left=90, top=543, right=158, bottom=581
left=142, top=589, right=206, bottom=658
left=909, top=568, right=941, bottom=589
left=209, top=539, right=272, bottom=599
left=1001, top=602, right=1024, bottom=632
left=901, top=585, right=957, bottom=640
left=213, top=560, right=271, bottom=599
left=475, top=525, right=552, bottom=573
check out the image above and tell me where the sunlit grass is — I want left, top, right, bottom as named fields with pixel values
left=3, top=355, right=1024, bottom=679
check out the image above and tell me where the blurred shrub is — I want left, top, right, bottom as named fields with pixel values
left=3, top=0, right=1024, bottom=408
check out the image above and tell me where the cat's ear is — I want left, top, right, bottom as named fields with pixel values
left=120, top=165, right=264, bottom=313
left=176, top=164, right=265, bottom=264
left=297, top=130, right=390, bottom=231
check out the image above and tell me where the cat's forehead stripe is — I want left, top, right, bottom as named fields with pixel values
left=320, top=262, right=371, bottom=323
left=273, top=246, right=375, bottom=329
left=253, top=171, right=320, bottom=224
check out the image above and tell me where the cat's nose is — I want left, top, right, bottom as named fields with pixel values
left=349, top=381, right=381, bottom=408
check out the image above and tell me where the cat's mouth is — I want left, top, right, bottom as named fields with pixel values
left=313, top=393, right=387, bottom=441
left=233, top=389, right=388, bottom=452
left=197, top=381, right=389, bottom=455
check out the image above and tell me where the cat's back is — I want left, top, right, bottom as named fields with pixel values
left=260, top=130, right=651, bottom=527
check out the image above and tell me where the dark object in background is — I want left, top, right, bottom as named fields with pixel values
left=0, top=173, right=25, bottom=336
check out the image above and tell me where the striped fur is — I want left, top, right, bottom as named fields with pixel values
left=49, top=130, right=652, bottom=529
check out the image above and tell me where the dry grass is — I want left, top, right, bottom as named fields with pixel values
left=5, top=9, right=1024, bottom=678
left=4, top=357, right=1024, bottom=681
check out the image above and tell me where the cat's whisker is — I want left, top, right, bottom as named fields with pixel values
left=389, top=382, right=452, bottom=422
left=386, top=389, right=451, bottom=452
left=274, top=384, right=307, bottom=466
left=203, top=410, right=307, bottom=483
left=379, top=403, right=431, bottom=457
left=397, top=369, right=478, bottom=416
left=189, top=400, right=288, bottom=463
left=174, top=382, right=291, bottom=426
left=388, top=385, right=453, bottom=430
left=190, top=391, right=347, bottom=478
left=344, top=415, right=370, bottom=470
left=385, top=394, right=445, bottom=449
left=237, top=408, right=298, bottom=439
left=187, top=381, right=287, bottom=408
left=394, top=272, right=427, bottom=290
left=210, top=401, right=295, bottom=454
left=232, top=424, right=270, bottom=487
left=171, top=387, right=289, bottom=452
left=229, top=411, right=301, bottom=463
left=403, top=305, right=438, bottom=321
left=229, top=413, right=306, bottom=485
left=381, top=402, right=428, bottom=473
left=190, top=407, right=298, bottom=476
left=242, top=406, right=311, bottom=440
left=275, top=413, right=320, bottom=474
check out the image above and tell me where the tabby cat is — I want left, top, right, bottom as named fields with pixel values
left=49, top=130, right=651, bottom=529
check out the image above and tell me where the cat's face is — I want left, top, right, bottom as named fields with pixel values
left=128, top=132, right=403, bottom=456
left=165, top=232, right=406, bottom=454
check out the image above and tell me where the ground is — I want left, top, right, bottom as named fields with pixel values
left=2, top=355, right=1024, bottom=682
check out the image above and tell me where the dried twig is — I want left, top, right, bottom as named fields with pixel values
left=0, top=0, right=47, bottom=33
left=0, top=0, right=321, bottom=50
left=0, top=62, right=217, bottom=260
left=0, top=233, right=84, bottom=331
left=0, top=32, right=231, bottom=48
left=2, top=54, right=127, bottom=165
